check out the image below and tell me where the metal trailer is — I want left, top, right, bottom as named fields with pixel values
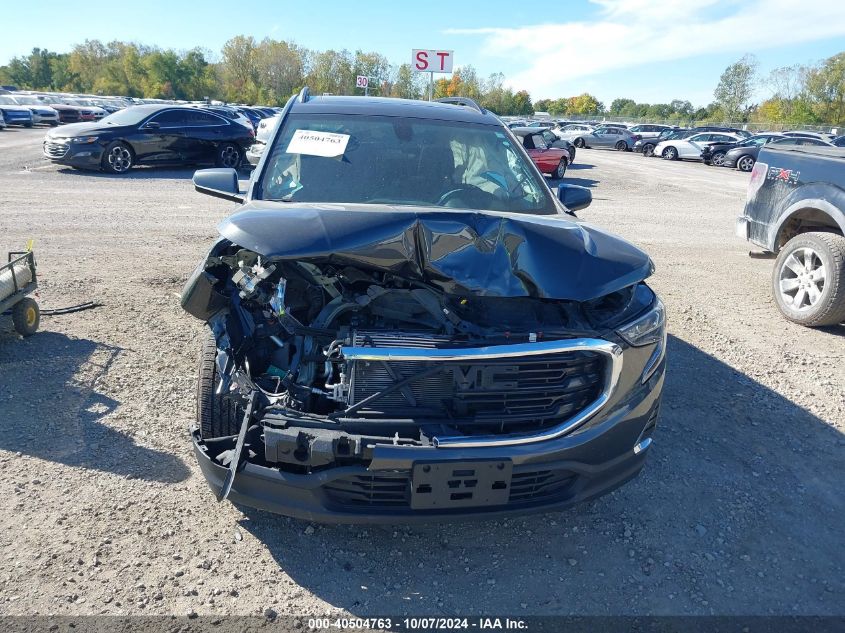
left=0, top=250, right=39, bottom=336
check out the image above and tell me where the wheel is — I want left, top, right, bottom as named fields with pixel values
left=574, top=137, right=585, bottom=148
left=102, top=141, right=133, bottom=174
left=12, top=297, right=39, bottom=337
left=615, top=140, right=627, bottom=151
left=737, top=155, right=755, bottom=172
left=642, top=144, right=655, bottom=157
left=553, top=158, right=567, bottom=179
left=24, top=122, right=33, bottom=128
left=711, top=151, right=726, bottom=166
left=567, top=147, right=576, bottom=163
left=773, top=232, right=845, bottom=327
left=216, top=143, right=241, bottom=168
left=662, top=146, right=678, bottom=160
left=197, top=328, right=243, bottom=438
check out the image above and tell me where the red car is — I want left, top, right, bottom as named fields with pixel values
left=512, top=129, right=570, bottom=179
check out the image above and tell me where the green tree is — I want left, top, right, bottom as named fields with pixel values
left=714, top=54, right=758, bottom=121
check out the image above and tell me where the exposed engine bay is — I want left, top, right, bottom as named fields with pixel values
left=184, top=239, right=628, bottom=471
left=181, top=207, right=655, bottom=476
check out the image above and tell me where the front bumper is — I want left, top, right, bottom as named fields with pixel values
left=722, top=156, right=739, bottom=168
left=3, top=114, right=32, bottom=126
left=192, top=357, right=665, bottom=524
left=43, top=139, right=104, bottom=169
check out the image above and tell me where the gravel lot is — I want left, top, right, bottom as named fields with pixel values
left=0, top=126, right=842, bottom=618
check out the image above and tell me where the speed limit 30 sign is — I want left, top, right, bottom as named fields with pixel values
left=355, top=75, right=369, bottom=89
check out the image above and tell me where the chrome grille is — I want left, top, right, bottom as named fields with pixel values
left=345, top=331, right=607, bottom=436
left=43, top=141, right=69, bottom=159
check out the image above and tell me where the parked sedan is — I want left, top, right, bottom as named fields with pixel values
left=43, top=105, right=254, bottom=174
left=7, top=95, right=60, bottom=126
left=510, top=129, right=570, bottom=178
left=833, top=135, right=845, bottom=147
left=563, top=125, right=638, bottom=151
left=0, top=98, right=34, bottom=127
left=724, top=136, right=834, bottom=172
left=511, top=126, right=577, bottom=163
left=32, top=95, right=82, bottom=123
left=628, top=124, right=674, bottom=139
left=654, top=132, right=741, bottom=161
left=635, top=129, right=691, bottom=156
left=702, top=133, right=784, bottom=167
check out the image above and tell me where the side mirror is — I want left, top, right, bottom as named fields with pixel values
left=193, top=168, right=244, bottom=203
left=558, top=183, right=592, bottom=211
left=143, top=121, right=160, bottom=130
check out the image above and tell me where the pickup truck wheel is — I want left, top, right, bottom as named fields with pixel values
left=554, top=158, right=567, bottom=179
left=197, top=328, right=242, bottom=438
left=773, top=232, right=845, bottom=327
left=737, top=155, right=755, bottom=172
left=12, top=297, right=39, bottom=336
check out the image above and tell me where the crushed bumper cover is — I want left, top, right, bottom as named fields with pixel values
left=191, top=364, right=664, bottom=524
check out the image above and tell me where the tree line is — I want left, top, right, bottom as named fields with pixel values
left=1, top=38, right=843, bottom=125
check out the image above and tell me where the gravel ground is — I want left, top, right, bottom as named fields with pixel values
left=0, top=127, right=842, bottom=618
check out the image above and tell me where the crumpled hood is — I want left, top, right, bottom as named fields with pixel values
left=217, top=202, right=653, bottom=302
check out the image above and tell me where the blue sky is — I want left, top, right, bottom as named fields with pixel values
left=3, top=0, right=844, bottom=107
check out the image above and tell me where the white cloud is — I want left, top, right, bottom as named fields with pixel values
left=446, top=0, right=845, bottom=100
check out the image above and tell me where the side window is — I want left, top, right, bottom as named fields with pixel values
left=690, top=134, right=708, bottom=142
left=148, top=110, right=189, bottom=127
left=186, top=110, right=224, bottom=126
left=542, top=131, right=556, bottom=145
left=533, top=134, right=548, bottom=150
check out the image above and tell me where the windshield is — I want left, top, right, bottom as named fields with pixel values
left=258, top=114, right=557, bottom=214
left=98, top=107, right=152, bottom=126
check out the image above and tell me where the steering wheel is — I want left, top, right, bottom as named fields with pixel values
left=436, top=185, right=489, bottom=207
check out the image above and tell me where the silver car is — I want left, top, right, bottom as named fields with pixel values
left=628, top=124, right=674, bottom=139
left=559, top=125, right=637, bottom=151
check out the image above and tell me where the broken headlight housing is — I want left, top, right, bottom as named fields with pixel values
left=617, top=298, right=665, bottom=347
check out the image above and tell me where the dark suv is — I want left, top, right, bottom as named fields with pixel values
left=181, top=91, right=666, bottom=523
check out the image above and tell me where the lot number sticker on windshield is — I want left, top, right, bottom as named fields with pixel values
left=286, top=129, right=350, bottom=158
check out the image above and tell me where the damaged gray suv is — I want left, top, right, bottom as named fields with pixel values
left=181, top=90, right=666, bottom=523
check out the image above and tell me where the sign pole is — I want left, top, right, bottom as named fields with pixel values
left=429, top=72, right=433, bottom=101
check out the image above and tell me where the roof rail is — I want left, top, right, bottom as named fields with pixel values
left=436, top=97, right=485, bottom=114
left=297, top=87, right=311, bottom=103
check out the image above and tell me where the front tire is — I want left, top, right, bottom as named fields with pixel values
left=102, top=141, right=133, bottom=174
left=554, top=158, right=567, bottom=179
left=662, top=146, right=678, bottom=160
left=12, top=297, right=39, bottom=336
left=574, top=137, right=585, bottom=148
left=737, top=155, right=755, bottom=172
left=773, top=232, right=845, bottom=327
left=197, top=329, right=243, bottom=438
left=216, top=143, right=242, bottom=168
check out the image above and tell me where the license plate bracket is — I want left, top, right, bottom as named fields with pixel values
left=410, top=460, right=513, bottom=510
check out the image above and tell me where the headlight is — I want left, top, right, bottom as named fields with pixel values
left=72, top=136, right=98, bottom=144
left=617, top=298, right=665, bottom=346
